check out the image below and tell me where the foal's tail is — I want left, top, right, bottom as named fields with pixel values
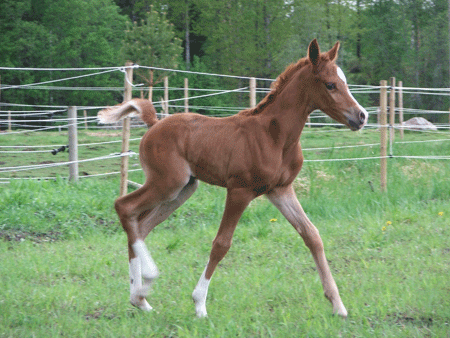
left=97, top=99, right=159, bottom=127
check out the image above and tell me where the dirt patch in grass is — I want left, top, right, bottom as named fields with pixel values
left=400, top=161, right=440, bottom=179
left=316, top=170, right=335, bottom=181
left=84, top=308, right=116, bottom=321
left=386, top=312, right=434, bottom=328
left=293, top=176, right=310, bottom=193
left=0, top=230, right=63, bottom=243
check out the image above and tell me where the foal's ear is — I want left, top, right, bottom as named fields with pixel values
left=327, top=41, right=340, bottom=62
left=308, top=39, right=320, bottom=66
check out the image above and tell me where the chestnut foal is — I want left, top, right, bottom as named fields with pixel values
left=98, top=39, right=367, bottom=318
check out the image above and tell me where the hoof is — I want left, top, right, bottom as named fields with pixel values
left=130, top=296, right=153, bottom=312
left=195, top=307, right=208, bottom=318
left=325, top=292, right=347, bottom=318
left=333, top=302, right=348, bottom=318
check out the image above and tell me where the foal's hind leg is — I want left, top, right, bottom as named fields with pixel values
left=115, top=186, right=162, bottom=311
left=128, top=179, right=199, bottom=309
left=115, top=176, right=195, bottom=311
left=267, top=185, right=347, bottom=317
left=138, top=178, right=199, bottom=240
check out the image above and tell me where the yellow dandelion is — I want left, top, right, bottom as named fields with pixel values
left=386, top=221, right=392, bottom=226
left=438, top=212, right=444, bottom=216
left=270, top=218, right=277, bottom=222
left=382, top=226, right=387, bottom=232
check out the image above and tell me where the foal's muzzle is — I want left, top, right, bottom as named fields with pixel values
left=347, top=110, right=367, bottom=131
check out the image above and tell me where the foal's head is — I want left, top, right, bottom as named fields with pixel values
left=306, top=39, right=368, bottom=130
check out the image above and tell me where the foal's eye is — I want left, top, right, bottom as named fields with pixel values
left=325, top=83, right=336, bottom=90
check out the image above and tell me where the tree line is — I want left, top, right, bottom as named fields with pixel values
left=1, top=0, right=448, bottom=121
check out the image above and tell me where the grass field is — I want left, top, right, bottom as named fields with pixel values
left=1, top=127, right=449, bottom=337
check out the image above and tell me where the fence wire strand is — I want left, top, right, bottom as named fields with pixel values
left=2, top=65, right=450, bottom=183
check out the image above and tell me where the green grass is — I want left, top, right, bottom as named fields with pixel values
left=1, top=128, right=450, bottom=337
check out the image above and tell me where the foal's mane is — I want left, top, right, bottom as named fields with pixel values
left=239, top=57, right=311, bottom=116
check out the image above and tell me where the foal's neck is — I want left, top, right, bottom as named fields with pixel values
left=261, top=74, right=314, bottom=148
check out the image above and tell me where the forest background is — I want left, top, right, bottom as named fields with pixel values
left=0, top=0, right=449, bottom=122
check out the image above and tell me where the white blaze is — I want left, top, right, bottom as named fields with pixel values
left=337, top=67, right=368, bottom=123
left=337, top=67, right=347, bottom=84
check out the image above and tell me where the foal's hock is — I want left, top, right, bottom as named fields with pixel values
left=97, top=39, right=368, bottom=318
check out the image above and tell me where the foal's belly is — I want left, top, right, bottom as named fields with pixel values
left=189, top=162, right=227, bottom=188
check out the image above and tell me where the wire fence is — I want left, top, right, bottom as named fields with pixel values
left=1, top=65, right=449, bottom=184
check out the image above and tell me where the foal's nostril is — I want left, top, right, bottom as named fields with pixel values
left=359, top=111, right=366, bottom=125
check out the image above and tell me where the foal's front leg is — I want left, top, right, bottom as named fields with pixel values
left=192, top=188, right=254, bottom=317
left=267, top=185, right=348, bottom=317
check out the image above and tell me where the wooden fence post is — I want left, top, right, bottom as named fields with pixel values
left=249, top=77, right=256, bottom=108
left=68, top=106, right=79, bottom=182
left=83, top=110, right=88, bottom=130
left=7, top=111, right=11, bottom=132
left=163, top=76, right=169, bottom=117
left=380, top=80, right=388, bottom=192
left=389, top=77, right=396, bottom=145
left=120, top=61, right=133, bottom=197
left=184, top=77, right=189, bottom=113
left=398, top=81, right=403, bottom=139
left=148, top=69, right=154, bottom=101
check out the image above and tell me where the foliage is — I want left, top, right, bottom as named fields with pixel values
left=192, top=0, right=291, bottom=79
left=121, top=6, right=182, bottom=90
left=167, top=56, right=245, bottom=115
left=1, top=0, right=449, bottom=118
left=341, top=0, right=449, bottom=117
left=0, top=0, right=127, bottom=108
